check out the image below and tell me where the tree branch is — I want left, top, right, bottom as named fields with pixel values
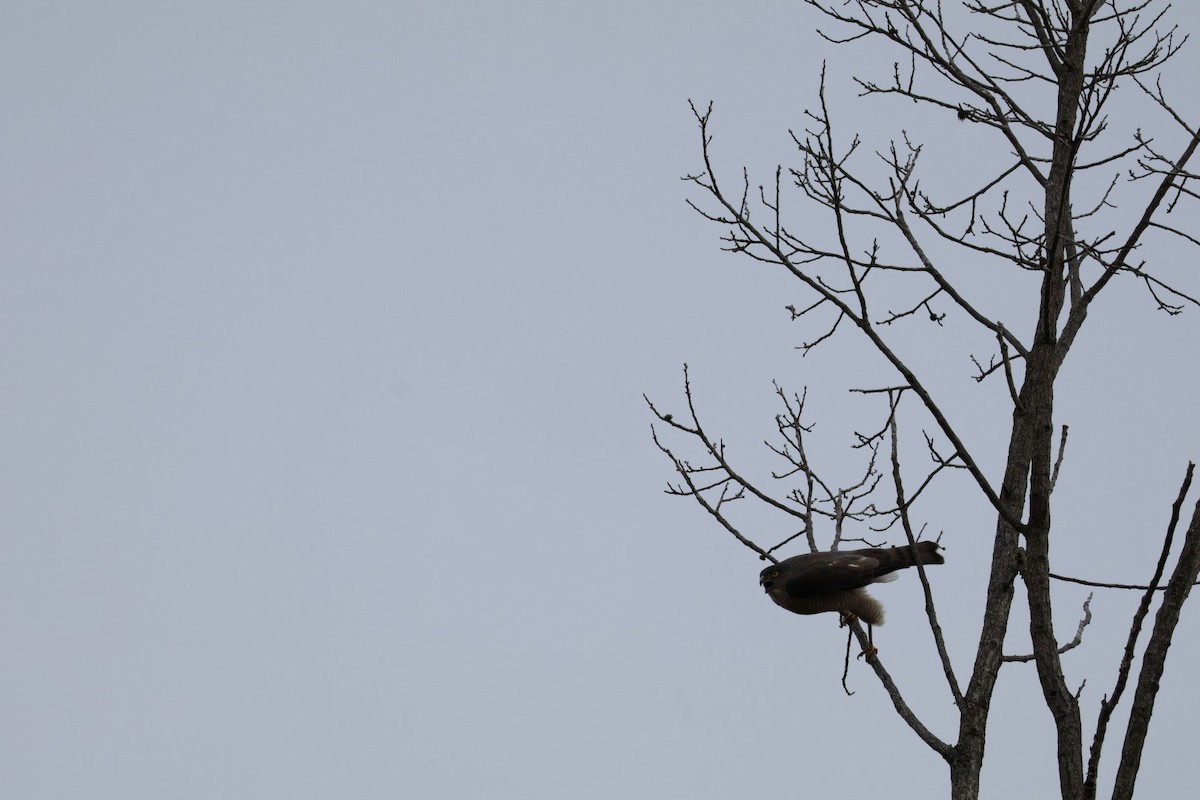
left=1002, top=593, right=1093, bottom=663
left=888, top=399, right=962, bottom=705
left=1107, top=463, right=1200, bottom=800
left=850, top=621, right=955, bottom=759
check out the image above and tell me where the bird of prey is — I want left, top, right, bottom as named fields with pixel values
left=759, top=541, right=944, bottom=652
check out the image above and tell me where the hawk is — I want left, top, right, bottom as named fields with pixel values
left=759, top=541, right=944, bottom=650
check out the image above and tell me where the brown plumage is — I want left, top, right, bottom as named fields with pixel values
left=759, top=541, right=944, bottom=627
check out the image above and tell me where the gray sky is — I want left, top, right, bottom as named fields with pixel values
left=4, top=2, right=1199, bottom=798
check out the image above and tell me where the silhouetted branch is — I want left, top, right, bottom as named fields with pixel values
left=1110, top=476, right=1200, bottom=800
left=1050, top=573, right=1200, bottom=591
left=1085, top=462, right=1198, bottom=800
left=888, top=403, right=961, bottom=705
left=1002, top=594, right=1093, bottom=663
left=849, top=620, right=955, bottom=759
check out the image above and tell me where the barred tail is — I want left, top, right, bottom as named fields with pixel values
left=868, top=541, right=945, bottom=572
left=911, top=539, right=945, bottom=566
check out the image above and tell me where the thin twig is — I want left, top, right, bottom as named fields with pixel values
left=1002, top=594, right=1093, bottom=662
left=1050, top=573, right=1200, bottom=591
left=889, top=401, right=962, bottom=705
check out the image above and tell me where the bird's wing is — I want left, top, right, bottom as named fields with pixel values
left=783, top=552, right=883, bottom=597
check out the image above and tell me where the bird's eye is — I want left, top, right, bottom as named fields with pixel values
left=769, top=570, right=780, bottom=578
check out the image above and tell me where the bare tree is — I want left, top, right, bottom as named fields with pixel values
left=648, top=2, right=1200, bottom=799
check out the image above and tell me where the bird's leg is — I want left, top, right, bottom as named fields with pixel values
left=857, top=624, right=878, bottom=660
left=839, top=614, right=878, bottom=660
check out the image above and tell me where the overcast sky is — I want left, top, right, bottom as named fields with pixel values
left=4, top=2, right=1199, bottom=798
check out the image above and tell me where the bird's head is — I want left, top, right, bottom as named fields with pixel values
left=759, top=564, right=782, bottom=593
